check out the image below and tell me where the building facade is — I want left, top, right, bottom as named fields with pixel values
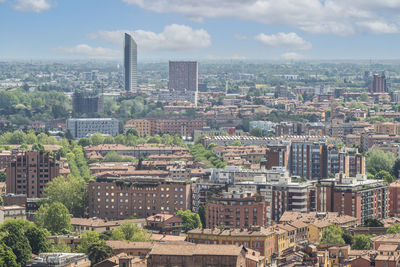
left=88, top=177, right=191, bottom=219
left=124, top=118, right=206, bottom=137
left=72, top=91, right=103, bottom=115
left=6, top=151, right=61, bottom=198
left=169, top=61, right=198, bottom=105
left=206, top=192, right=267, bottom=228
left=317, top=174, right=390, bottom=224
left=124, top=33, right=137, bottom=91
left=66, top=118, right=119, bottom=139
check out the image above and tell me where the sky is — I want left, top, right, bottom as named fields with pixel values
left=1, top=0, right=400, bottom=61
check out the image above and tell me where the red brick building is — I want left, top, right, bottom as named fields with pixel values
left=389, top=180, right=400, bottom=216
left=88, top=177, right=191, bottom=220
left=6, top=151, right=61, bottom=198
left=317, top=174, right=390, bottom=224
left=206, top=192, right=267, bottom=228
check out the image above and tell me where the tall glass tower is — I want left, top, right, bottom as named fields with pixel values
left=124, top=33, right=137, bottom=91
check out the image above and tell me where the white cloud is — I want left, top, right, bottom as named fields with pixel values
left=255, top=32, right=312, bottom=50
left=12, top=0, right=52, bottom=13
left=234, top=34, right=247, bottom=40
left=53, top=44, right=120, bottom=59
left=87, top=24, right=211, bottom=53
left=281, top=52, right=307, bottom=60
left=357, top=21, right=399, bottom=34
left=122, top=0, right=400, bottom=35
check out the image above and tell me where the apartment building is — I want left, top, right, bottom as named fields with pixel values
left=88, top=176, right=191, bottom=219
left=187, top=227, right=275, bottom=264
left=270, top=177, right=317, bottom=222
left=317, top=174, right=390, bottom=224
left=66, top=118, right=119, bottom=139
left=389, top=180, right=400, bottom=216
left=124, top=118, right=206, bottom=137
left=6, top=151, right=61, bottom=198
left=206, top=192, right=267, bottom=228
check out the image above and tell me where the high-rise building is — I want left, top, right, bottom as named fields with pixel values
left=124, top=33, right=137, bottom=91
left=317, top=174, right=390, bottom=224
left=72, top=91, right=103, bottom=115
left=6, top=151, right=61, bottom=198
left=369, top=73, right=387, bottom=93
left=169, top=61, right=198, bottom=104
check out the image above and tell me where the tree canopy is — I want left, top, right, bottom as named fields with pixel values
left=176, top=210, right=202, bottom=232
left=35, top=202, right=72, bottom=234
left=320, top=225, right=345, bottom=245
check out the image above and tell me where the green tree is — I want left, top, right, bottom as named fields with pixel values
left=366, top=150, right=395, bottom=176
left=77, top=231, right=101, bottom=254
left=392, top=158, right=400, bottom=179
left=103, top=136, right=115, bottom=144
left=364, top=218, right=384, bottom=227
left=0, top=173, right=5, bottom=183
left=43, top=175, right=87, bottom=217
left=342, top=230, right=353, bottom=245
left=0, top=242, right=17, bottom=267
left=111, top=223, right=150, bottom=241
left=320, top=225, right=345, bottom=245
left=250, top=128, right=263, bottom=137
left=90, top=133, right=105, bottom=146
left=87, top=242, right=112, bottom=264
left=35, top=202, right=72, bottom=234
left=1, top=223, right=32, bottom=266
left=353, top=235, right=371, bottom=250
left=374, top=170, right=395, bottom=184
left=198, top=205, right=206, bottom=228
left=0, top=196, right=3, bottom=207
left=78, top=138, right=90, bottom=147
left=25, top=225, right=50, bottom=254
left=387, top=224, right=400, bottom=234
left=176, top=210, right=202, bottom=232
left=232, top=140, right=242, bottom=146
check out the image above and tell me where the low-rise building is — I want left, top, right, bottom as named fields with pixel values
left=26, top=253, right=90, bottom=267
left=0, top=205, right=26, bottom=223
left=71, top=217, right=145, bottom=234
left=145, top=213, right=183, bottom=235
left=187, top=227, right=275, bottom=263
left=147, top=243, right=265, bottom=267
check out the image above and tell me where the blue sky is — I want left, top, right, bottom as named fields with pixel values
left=1, top=0, right=400, bottom=61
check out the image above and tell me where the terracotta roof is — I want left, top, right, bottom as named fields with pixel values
left=149, top=243, right=244, bottom=256
left=377, top=244, right=399, bottom=252
left=150, top=234, right=186, bottom=242
left=371, top=234, right=400, bottom=243
left=71, top=218, right=145, bottom=228
left=311, top=220, right=332, bottom=229
left=106, top=241, right=154, bottom=250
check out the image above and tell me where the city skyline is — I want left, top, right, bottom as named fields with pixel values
left=1, top=0, right=400, bottom=60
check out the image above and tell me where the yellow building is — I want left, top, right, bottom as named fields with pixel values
left=308, top=220, right=332, bottom=243
left=273, top=227, right=289, bottom=256
left=187, top=227, right=276, bottom=264
left=124, top=119, right=151, bottom=137
left=276, top=224, right=296, bottom=248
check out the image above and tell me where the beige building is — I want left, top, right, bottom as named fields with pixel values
left=0, top=205, right=26, bottom=224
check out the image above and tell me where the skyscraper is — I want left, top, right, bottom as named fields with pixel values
left=168, top=61, right=198, bottom=92
left=124, top=33, right=137, bottom=91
